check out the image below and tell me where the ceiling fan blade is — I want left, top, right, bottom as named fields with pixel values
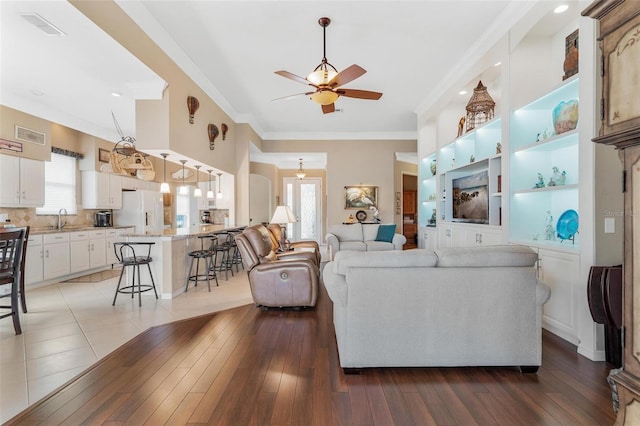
left=337, top=88, right=383, bottom=100
left=328, top=64, right=366, bottom=88
left=322, top=103, right=336, bottom=114
left=272, top=92, right=315, bottom=102
left=275, top=70, right=315, bottom=87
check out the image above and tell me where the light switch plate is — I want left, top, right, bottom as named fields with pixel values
left=604, top=217, right=615, bottom=234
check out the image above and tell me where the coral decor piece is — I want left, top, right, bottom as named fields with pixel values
left=187, top=96, right=199, bottom=124
left=208, top=123, right=219, bottom=150
left=221, top=123, right=228, bottom=140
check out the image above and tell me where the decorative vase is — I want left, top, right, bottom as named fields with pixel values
left=430, top=160, right=437, bottom=175
left=552, top=99, right=579, bottom=134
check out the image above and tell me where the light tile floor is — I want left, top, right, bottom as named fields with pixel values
left=0, top=266, right=253, bottom=423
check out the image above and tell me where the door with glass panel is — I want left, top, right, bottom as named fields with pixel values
left=283, top=177, right=322, bottom=243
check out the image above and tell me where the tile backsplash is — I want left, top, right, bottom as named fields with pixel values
left=0, top=207, right=99, bottom=229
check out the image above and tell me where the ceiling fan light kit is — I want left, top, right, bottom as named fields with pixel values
left=274, top=16, right=382, bottom=114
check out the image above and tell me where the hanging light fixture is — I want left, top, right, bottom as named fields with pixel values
left=160, top=153, right=170, bottom=193
left=207, top=169, right=214, bottom=199
left=216, top=173, right=223, bottom=199
left=179, top=160, right=188, bottom=195
left=193, top=165, right=202, bottom=197
left=296, top=158, right=306, bottom=179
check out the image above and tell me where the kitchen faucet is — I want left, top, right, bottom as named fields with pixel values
left=57, top=208, right=68, bottom=230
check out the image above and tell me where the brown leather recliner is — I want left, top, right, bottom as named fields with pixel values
left=235, top=224, right=318, bottom=308
left=267, top=223, right=322, bottom=265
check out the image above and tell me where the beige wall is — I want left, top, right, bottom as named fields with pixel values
left=594, top=144, right=624, bottom=265
left=261, top=139, right=417, bottom=231
left=395, top=161, right=418, bottom=230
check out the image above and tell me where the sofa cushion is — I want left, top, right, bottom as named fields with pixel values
left=362, top=224, right=380, bottom=241
left=329, top=224, right=363, bottom=242
left=334, top=249, right=438, bottom=275
left=375, top=224, right=396, bottom=243
left=435, top=245, right=538, bottom=267
left=340, top=241, right=367, bottom=252
left=365, top=241, right=394, bottom=252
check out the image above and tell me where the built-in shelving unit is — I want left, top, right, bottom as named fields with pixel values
left=418, top=153, right=437, bottom=228
left=509, top=76, right=580, bottom=247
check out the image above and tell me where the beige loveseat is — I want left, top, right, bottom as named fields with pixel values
left=325, top=223, right=406, bottom=260
left=322, top=245, right=551, bottom=373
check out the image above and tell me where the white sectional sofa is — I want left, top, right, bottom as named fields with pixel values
left=322, top=245, right=551, bottom=373
left=325, top=222, right=406, bottom=260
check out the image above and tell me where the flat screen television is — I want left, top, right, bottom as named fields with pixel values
left=452, top=170, right=489, bottom=224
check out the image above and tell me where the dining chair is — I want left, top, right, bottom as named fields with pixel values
left=0, top=227, right=27, bottom=335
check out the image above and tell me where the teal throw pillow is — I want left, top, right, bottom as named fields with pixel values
left=375, top=224, right=396, bottom=243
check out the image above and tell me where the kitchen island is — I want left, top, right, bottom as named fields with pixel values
left=120, top=224, right=245, bottom=299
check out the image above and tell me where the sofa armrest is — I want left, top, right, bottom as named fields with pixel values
left=392, top=233, right=407, bottom=250
left=325, top=233, right=340, bottom=260
left=537, top=280, right=551, bottom=305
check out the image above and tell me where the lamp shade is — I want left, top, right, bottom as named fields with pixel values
left=270, top=206, right=296, bottom=224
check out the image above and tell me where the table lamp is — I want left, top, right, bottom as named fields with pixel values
left=270, top=205, right=296, bottom=251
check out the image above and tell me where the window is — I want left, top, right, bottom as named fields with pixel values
left=36, top=153, right=77, bottom=215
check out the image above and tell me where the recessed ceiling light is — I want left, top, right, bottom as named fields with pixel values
left=494, top=61, right=502, bottom=67
left=554, top=4, right=569, bottom=13
left=111, top=92, right=122, bottom=97
left=459, top=90, right=467, bottom=95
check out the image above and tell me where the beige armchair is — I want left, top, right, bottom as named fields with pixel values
left=235, top=224, right=319, bottom=308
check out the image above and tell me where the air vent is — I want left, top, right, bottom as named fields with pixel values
left=20, top=13, right=66, bottom=36
left=15, top=126, right=46, bottom=145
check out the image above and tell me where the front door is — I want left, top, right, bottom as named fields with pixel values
left=283, top=177, right=322, bottom=243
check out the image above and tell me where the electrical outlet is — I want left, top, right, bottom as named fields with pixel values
left=604, top=217, right=615, bottom=234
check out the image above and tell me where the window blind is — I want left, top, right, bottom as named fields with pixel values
left=36, top=153, right=77, bottom=215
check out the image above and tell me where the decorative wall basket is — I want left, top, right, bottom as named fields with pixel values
left=187, top=96, right=200, bottom=124
left=465, top=81, right=495, bottom=132
left=552, top=99, right=579, bottom=134
left=208, top=123, right=219, bottom=150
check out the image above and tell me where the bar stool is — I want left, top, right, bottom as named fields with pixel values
left=112, top=242, right=158, bottom=307
left=210, top=232, right=235, bottom=280
left=228, top=228, right=244, bottom=273
left=0, top=227, right=27, bottom=335
left=186, top=235, right=217, bottom=292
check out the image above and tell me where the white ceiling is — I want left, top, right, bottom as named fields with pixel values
left=1, top=1, right=581, bottom=167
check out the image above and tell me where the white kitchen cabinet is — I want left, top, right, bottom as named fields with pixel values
left=121, top=176, right=143, bottom=191
left=145, top=181, right=161, bottom=192
left=25, top=234, right=43, bottom=285
left=82, top=171, right=122, bottom=209
left=89, top=229, right=106, bottom=268
left=69, top=231, right=90, bottom=273
left=105, top=229, right=117, bottom=265
left=43, top=233, right=70, bottom=280
left=420, top=227, right=438, bottom=251
left=438, top=224, right=464, bottom=248
left=0, top=154, right=45, bottom=207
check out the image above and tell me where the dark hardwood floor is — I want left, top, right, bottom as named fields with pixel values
left=7, top=284, right=616, bottom=425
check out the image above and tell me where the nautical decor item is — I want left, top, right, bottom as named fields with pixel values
left=465, top=81, right=495, bottom=132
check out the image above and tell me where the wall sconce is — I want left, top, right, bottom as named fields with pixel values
left=179, top=160, right=188, bottom=195
left=216, top=173, right=223, bottom=199
left=160, top=153, right=170, bottom=193
left=193, top=165, right=202, bottom=197
left=221, top=123, right=228, bottom=140
left=187, top=96, right=199, bottom=124
left=208, top=123, right=219, bottom=150
left=206, top=169, right=214, bottom=199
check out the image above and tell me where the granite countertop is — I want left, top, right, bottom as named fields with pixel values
left=121, top=224, right=245, bottom=240
left=30, top=225, right=132, bottom=235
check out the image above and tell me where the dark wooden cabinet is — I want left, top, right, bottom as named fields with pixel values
left=403, top=191, right=416, bottom=215
left=584, top=1, right=640, bottom=422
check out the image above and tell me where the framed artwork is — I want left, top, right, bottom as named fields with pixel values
left=0, top=138, right=23, bottom=152
left=344, top=185, right=378, bottom=209
left=98, top=148, right=110, bottom=163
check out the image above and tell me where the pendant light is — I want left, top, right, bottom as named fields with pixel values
left=216, top=173, right=223, bottom=199
left=193, top=165, right=202, bottom=197
left=160, top=153, right=170, bottom=193
left=296, top=158, right=306, bottom=179
left=207, top=169, right=214, bottom=199
left=179, top=160, right=188, bottom=195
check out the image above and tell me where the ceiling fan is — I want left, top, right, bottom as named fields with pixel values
left=274, top=17, right=383, bottom=114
